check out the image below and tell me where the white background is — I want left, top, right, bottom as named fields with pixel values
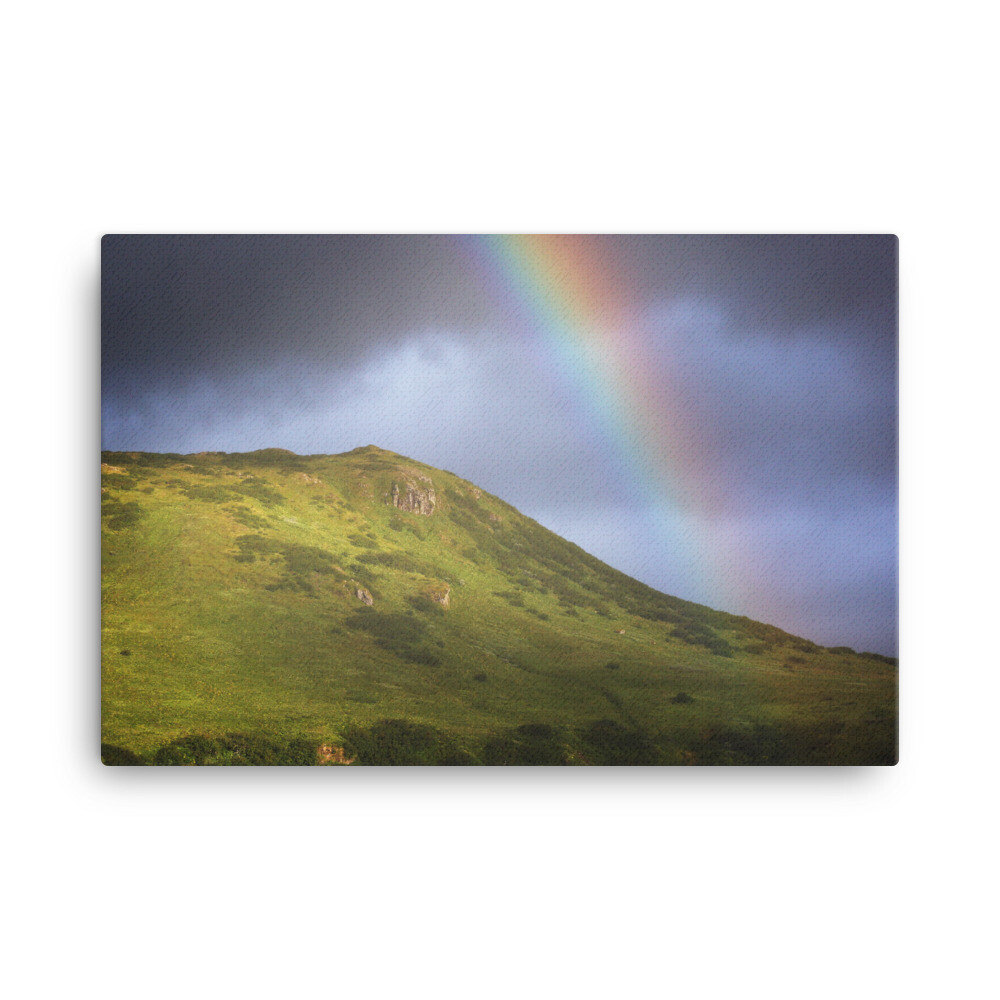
left=3, top=2, right=997, bottom=998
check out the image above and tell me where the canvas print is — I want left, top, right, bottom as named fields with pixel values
left=101, top=235, right=897, bottom=766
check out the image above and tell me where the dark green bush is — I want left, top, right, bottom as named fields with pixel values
left=481, top=723, right=568, bottom=766
left=152, top=734, right=222, bottom=765
left=281, top=543, right=336, bottom=576
left=106, top=509, right=144, bottom=531
left=153, top=743, right=197, bottom=765
left=232, top=534, right=280, bottom=562
left=406, top=595, right=445, bottom=616
left=102, top=497, right=145, bottom=530
left=227, top=478, right=285, bottom=506
left=396, top=646, right=441, bottom=666
left=685, top=721, right=851, bottom=766
left=180, top=484, right=232, bottom=504
left=348, top=533, right=381, bottom=549
left=580, top=720, right=659, bottom=765
left=101, top=743, right=146, bottom=765
left=673, top=622, right=734, bottom=657
left=350, top=564, right=380, bottom=589
left=357, top=551, right=424, bottom=573
left=343, top=719, right=465, bottom=766
left=232, top=535, right=335, bottom=583
left=227, top=505, right=268, bottom=530
left=215, top=733, right=318, bottom=765
left=102, top=473, right=135, bottom=491
left=671, top=692, right=694, bottom=704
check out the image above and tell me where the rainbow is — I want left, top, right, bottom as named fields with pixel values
left=464, top=234, right=738, bottom=614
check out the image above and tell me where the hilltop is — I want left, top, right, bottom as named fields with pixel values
left=101, top=446, right=897, bottom=764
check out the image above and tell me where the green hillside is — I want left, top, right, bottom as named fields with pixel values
left=100, top=446, right=897, bottom=765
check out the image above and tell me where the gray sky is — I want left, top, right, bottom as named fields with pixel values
left=102, top=235, right=897, bottom=654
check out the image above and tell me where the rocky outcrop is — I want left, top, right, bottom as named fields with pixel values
left=389, top=477, right=436, bottom=515
left=432, top=586, right=451, bottom=609
left=356, top=588, right=374, bottom=606
left=318, top=745, right=355, bottom=765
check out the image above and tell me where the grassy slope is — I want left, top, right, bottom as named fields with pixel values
left=101, top=446, right=897, bottom=764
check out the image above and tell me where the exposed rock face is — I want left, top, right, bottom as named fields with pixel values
left=432, top=586, right=451, bottom=609
left=318, top=745, right=355, bottom=765
left=389, top=477, right=436, bottom=515
left=356, top=588, right=374, bottom=606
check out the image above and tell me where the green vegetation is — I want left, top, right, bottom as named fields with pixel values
left=101, top=446, right=897, bottom=765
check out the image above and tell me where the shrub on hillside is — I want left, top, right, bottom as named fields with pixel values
left=673, top=622, right=734, bottom=657
left=343, top=719, right=466, bottom=766
left=153, top=734, right=222, bottom=765
left=580, top=719, right=659, bottom=765
left=406, top=594, right=445, bottom=615
left=684, top=720, right=851, bottom=766
left=102, top=473, right=135, bottom=491
left=227, top=505, right=268, bottom=530
left=348, top=533, right=381, bottom=549
left=102, top=499, right=145, bottom=531
left=226, top=478, right=285, bottom=506
left=233, top=534, right=280, bottom=562
left=180, top=484, right=232, bottom=504
left=217, top=733, right=318, bottom=765
left=101, top=743, right=146, bottom=765
left=281, top=543, right=336, bottom=576
left=356, top=551, right=425, bottom=573
left=481, top=723, right=568, bottom=766
left=348, top=566, right=379, bottom=590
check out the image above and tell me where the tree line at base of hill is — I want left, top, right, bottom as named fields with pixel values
left=102, top=711, right=896, bottom=767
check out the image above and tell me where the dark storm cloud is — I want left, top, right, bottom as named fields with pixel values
left=622, top=234, right=896, bottom=347
left=103, top=235, right=896, bottom=390
left=102, top=235, right=496, bottom=395
left=101, top=235, right=897, bottom=654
